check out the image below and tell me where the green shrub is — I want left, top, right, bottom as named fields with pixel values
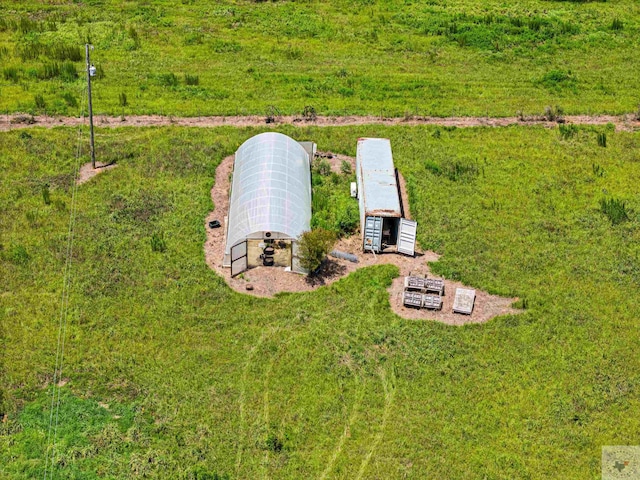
left=50, top=43, right=82, bottom=62
left=25, top=210, right=38, bottom=226
left=34, top=94, right=46, bottom=110
left=600, top=197, right=628, bottom=225
left=559, top=124, right=578, bottom=140
left=119, top=92, right=128, bottom=107
left=302, top=105, right=317, bottom=121
left=183, top=31, right=203, bottom=45
left=539, top=70, right=576, bottom=92
left=340, top=160, right=352, bottom=175
left=336, top=203, right=359, bottom=237
left=544, top=105, right=564, bottom=122
left=18, top=17, right=41, bottom=34
left=41, top=184, right=51, bottom=205
left=311, top=188, right=328, bottom=211
left=212, top=39, right=241, bottom=53
left=597, top=132, right=607, bottom=148
left=443, top=160, right=480, bottom=182
left=315, top=159, right=331, bottom=176
left=94, top=63, right=105, bottom=79
left=184, top=74, right=199, bottom=86
left=423, top=160, right=442, bottom=175
left=158, top=73, right=179, bottom=87
left=265, top=433, right=284, bottom=453
left=297, top=228, right=336, bottom=274
left=512, top=298, right=528, bottom=309
left=284, top=45, right=302, bottom=59
left=61, top=92, right=77, bottom=107
left=60, top=61, right=78, bottom=82
left=150, top=232, right=167, bottom=252
left=5, top=244, right=30, bottom=265
left=38, top=62, right=60, bottom=80
left=3, top=67, right=19, bottom=82
left=592, top=163, right=605, bottom=178
left=16, top=41, right=43, bottom=61
left=611, top=18, right=624, bottom=31
left=128, top=26, right=141, bottom=49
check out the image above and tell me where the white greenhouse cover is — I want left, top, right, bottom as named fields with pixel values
left=224, top=132, right=311, bottom=255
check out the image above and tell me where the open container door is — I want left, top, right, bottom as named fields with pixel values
left=230, top=240, right=248, bottom=277
left=397, top=218, right=417, bottom=256
left=364, top=216, right=383, bottom=253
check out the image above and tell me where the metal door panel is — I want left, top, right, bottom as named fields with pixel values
left=231, top=241, right=248, bottom=277
left=397, top=218, right=417, bottom=256
left=364, top=216, right=383, bottom=253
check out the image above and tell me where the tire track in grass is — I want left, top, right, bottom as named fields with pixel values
left=355, top=366, right=397, bottom=480
left=262, top=351, right=276, bottom=480
left=319, top=366, right=364, bottom=480
left=240, top=320, right=364, bottom=478
left=236, top=327, right=275, bottom=475
left=261, top=327, right=308, bottom=479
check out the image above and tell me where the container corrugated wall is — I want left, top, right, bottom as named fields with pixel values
left=356, top=138, right=402, bottom=218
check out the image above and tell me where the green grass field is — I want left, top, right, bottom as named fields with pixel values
left=2, top=124, right=640, bottom=478
left=1, top=0, right=640, bottom=117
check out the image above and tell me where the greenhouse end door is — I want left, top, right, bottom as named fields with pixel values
left=231, top=240, right=248, bottom=277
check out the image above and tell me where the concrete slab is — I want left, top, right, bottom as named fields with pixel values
left=453, top=288, right=476, bottom=314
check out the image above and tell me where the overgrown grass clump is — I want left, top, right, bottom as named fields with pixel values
left=600, top=197, right=629, bottom=225
left=310, top=157, right=359, bottom=237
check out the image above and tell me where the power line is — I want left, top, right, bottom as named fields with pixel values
left=42, top=84, right=87, bottom=480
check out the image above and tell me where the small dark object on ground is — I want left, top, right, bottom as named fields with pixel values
left=209, top=220, right=221, bottom=229
left=265, top=105, right=279, bottom=124
left=246, top=284, right=254, bottom=291
left=10, top=115, right=36, bottom=125
left=329, top=250, right=358, bottom=263
left=263, top=257, right=274, bottom=267
left=302, top=105, right=317, bottom=121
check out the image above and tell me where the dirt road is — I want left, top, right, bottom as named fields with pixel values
left=2, top=113, right=639, bottom=131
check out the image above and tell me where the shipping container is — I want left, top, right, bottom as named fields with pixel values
left=356, top=138, right=417, bottom=255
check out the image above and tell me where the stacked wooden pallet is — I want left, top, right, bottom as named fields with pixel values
left=402, top=275, right=444, bottom=310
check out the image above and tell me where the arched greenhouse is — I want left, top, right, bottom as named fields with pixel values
left=223, top=132, right=313, bottom=275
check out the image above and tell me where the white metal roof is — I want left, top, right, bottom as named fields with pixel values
left=224, top=132, right=311, bottom=254
left=356, top=138, right=402, bottom=217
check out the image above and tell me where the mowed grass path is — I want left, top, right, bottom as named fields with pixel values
left=1, top=125, right=640, bottom=479
left=0, top=0, right=639, bottom=117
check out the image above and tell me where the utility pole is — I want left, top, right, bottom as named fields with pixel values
left=85, top=44, right=96, bottom=169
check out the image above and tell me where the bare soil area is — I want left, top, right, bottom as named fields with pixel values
left=2, top=113, right=639, bottom=132
left=204, top=154, right=519, bottom=325
left=76, top=161, right=118, bottom=185
left=315, top=151, right=355, bottom=174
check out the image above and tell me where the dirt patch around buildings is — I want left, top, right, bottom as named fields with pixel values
left=204, top=154, right=520, bottom=325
